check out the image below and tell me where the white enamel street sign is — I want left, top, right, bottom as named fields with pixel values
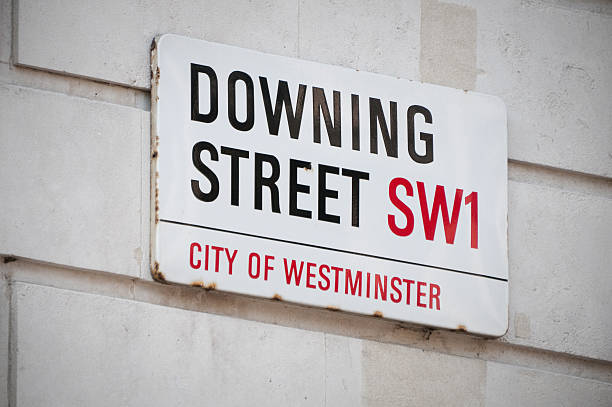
left=151, top=34, right=508, bottom=337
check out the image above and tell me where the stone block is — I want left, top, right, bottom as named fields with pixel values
left=16, top=0, right=299, bottom=88
left=298, top=0, right=420, bottom=80
left=361, top=340, right=486, bottom=406
left=473, top=0, right=612, bottom=177
left=507, top=178, right=612, bottom=361
left=324, top=334, right=362, bottom=407
left=0, top=0, right=10, bottom=63
left=485, top=362, right=612, bottom=407
left=0, top=84, right=146, bottom=277
left=0, top=269, right=9, bottom=407
left=13, top=282, right=326, bottom=406
left=420, top=0, right=478, bottom=90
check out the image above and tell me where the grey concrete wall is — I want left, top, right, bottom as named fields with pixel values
left=1, top=0, right=611, bottom=405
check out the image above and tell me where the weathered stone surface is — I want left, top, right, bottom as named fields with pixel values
left=362, top=340, right=486, bottom=406
left=324, top=334, right=362, bottom=407
left=13, top=282, right=326, bottom=406
left=299, top=0, right=420, bottom=80
left=0, top=0, right=10, bottom=63
left=16, top=0, right=299, bottom=88
left=507, top=178, right=612, bottom=361
left=485, top=362, right=612, bottom=407
left=0, top=84, right=146, bottom=277
left=420, top=0, right=478, bottom=90
left=472, top=0, right=612, bottom=177
left=0, top=269, right=9, bottom=407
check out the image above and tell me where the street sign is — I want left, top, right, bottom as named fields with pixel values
left=151, top=34, right=508, bottom=336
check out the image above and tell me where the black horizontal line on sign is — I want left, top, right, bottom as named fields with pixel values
left=159, top=219, right=508, bottom=283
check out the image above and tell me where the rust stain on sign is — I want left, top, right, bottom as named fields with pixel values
left=457, top=324, right=468, bottom=332
left=151, top=262, right=166, bottom=282
left=154, top=66, right=161, bottom=87
left=190, top=280, right=216, bottom=290
left=154, top=171, right=160, bottom=224
left=326, top=305, right=340, bottom=311
left=203, top=282, right=217, bottom=290
left=272, top=293, right=283, bottom=301
left=373, top=311, right=384, bottom=318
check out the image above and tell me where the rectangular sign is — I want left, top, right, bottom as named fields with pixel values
left=151, top=34, right=508, bottom=336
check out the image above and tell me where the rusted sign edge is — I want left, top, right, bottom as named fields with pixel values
left=150, top=36, right=224, bottom=291
left=150, top=37, right=162, bottom=283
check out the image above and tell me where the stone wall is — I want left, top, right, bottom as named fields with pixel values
left=1, top=0, right=611, bottom=405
